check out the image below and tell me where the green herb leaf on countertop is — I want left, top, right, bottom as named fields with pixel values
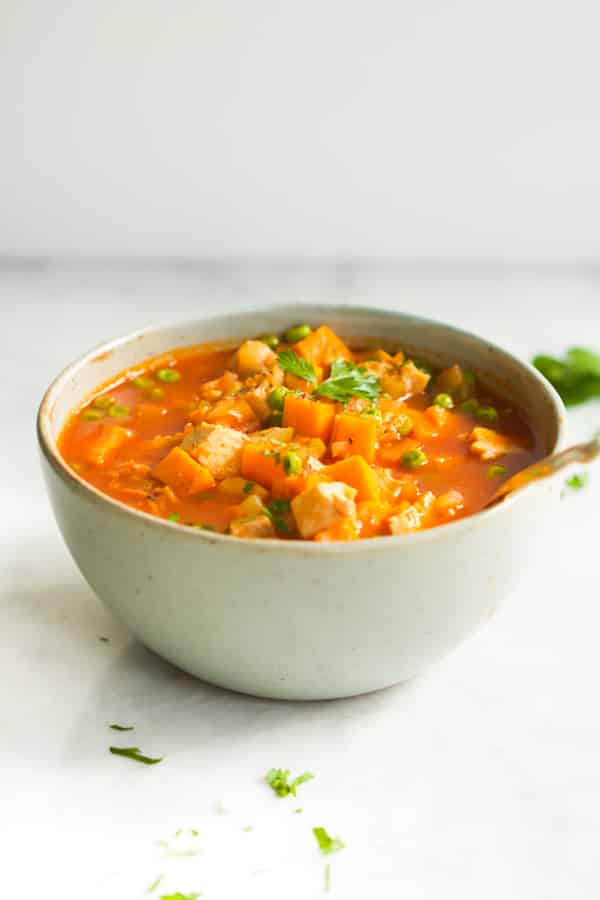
left=160, top=893, right=202, bottom=900
left=265, top=767, right=315, bottom=798
left=312, top=826, right=345, bottom=855
left=533, top=348, right=600, bottom=406
left=277, top=350, right=317, bottom=384
left=109, top=723, right=134, bottom=731
left=325, top=862, right=332, bottom=892
left=315, top=359, right=381, bottom=403
left=146, top=873, right=165, bottom=894
left=565, top=472, right=589, bottom=490
left=109, top=746, right=163, bottom=765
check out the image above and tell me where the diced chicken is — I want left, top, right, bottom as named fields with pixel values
left=229, top=514, right=276, bottom=539
left=469, top=427, right=526, bottom=462
left=243, top=368, right=285, bottom=422
left=86, top=425, right=132, bottom=465
left=381, top=361, right=431, bottom=399
left=200, top=370, right=242, bottom=401
left=436, top=490, right=465, bottom=518
left=180, top=423, right=248, bottom=479
left=235, top=340, right=277, bottom=378
left=251, top=426, right=294, bottom=443
left=291, top=481, right=357, bottom=539
left=387, top=491, right=436, bottom=535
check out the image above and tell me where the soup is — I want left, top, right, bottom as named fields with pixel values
left=58, top=324, right=542, bottom=541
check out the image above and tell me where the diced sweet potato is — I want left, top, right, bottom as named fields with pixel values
left=86, top=425, right=132, bottom=465
left=323, top=455, right=380, bottom=502
left=331, top=413, right=378, bottom=463
left=240, top=442, right=284, bottom=489
left=153, top=446, right=216, bottom=497
left=469, top=427, right=526, bottom=462
left=314, top=516, right=360, bottom=542
left=206, top=397, right=259, bottom=431
left=294, top=326, right=353, bottom=369
left=291, top=480, right=357, bottom=539
left=180, top=423, right=247, bottom=478
left=282, top=393, right=335, bottom=441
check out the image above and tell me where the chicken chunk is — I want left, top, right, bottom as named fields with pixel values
left=229, top=514, right=276, bottom=539
left=291, top=481, right=357, bottom=539
left=388, top=491, right=436, bottom=535
left=469, top=427, right=526, bottom=462
left=381, top=361, right=431, bottom=399
left=235, top=340, right=277, bottom=378
left=180, top=423, right=248, bottom=479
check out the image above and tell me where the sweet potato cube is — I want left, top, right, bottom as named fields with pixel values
left=240, top=442, right=284, bottom=489
left=331, top=413, right=378, bottom=463
left=86, top=425, right=132, bottom=465
left=282, top=393, right=335, bottom=441
left=153, top=446, right=215, bottom=497
left=294, top=326, right=353, bottom=369
left=323, top=455, right=380, bottom=502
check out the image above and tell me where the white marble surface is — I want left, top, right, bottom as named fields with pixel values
left=2, top=262, right=600, bottom=899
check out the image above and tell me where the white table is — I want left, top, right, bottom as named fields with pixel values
left=3, top=262, right=600, bottom=899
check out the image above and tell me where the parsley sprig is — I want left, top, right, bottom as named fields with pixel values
left=533, top=347, right=600, bottom=406
left=109, top=746, right=163, bottom=765
left=265, top=767, right=315, bottom=798
left=277, top=351, right=381, bottom=403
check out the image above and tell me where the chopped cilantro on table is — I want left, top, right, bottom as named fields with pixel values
left=146, top=873, right=165, bottom=894
left=160, top=893, right=202, bottom=900
left=312, top=826, right=345, bottom=854
left=109, top=746, right=163, bottom=765
left=533, top=347, right=600, bottom=406
left=324, top=862, right=332, bottom=892
left=265, top=767, right=315, bottom=798
left=565, top=472, right=589, bottom=490
left=109, top=723, right=134, bottom=731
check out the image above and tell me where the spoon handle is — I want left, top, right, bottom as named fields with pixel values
left=488, top=433, right=600, bottom=505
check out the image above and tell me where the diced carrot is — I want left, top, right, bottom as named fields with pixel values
left=153, top=446, right=216, bottom=497
left=240, top=442, right=283, bottom=489
left=282, top=393, right=335, bottom=441
left=206, top=397, right=259, bottom=431
left=314, top=516, right=360, bottom=542
left=294, top=326, right=353, bottom=369
left=270, top=472, right=310, bottom=499
left=86, top=425, right=132, bottom=465
left=426, top=404, right=450, bottom=430
left=323, top=455, right=380, bottom=502
left=331, top=413, right=378, bottom=463
left=356, top=500, right=389, bottom=538
left=134, top=403, right=168, bottom=429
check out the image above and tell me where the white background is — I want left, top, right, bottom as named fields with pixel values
left=1, top=0, right=600, bottom=259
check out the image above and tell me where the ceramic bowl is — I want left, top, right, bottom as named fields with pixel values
left=38, top=305, right=566, bottom=700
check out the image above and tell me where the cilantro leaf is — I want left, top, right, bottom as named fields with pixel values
left=565, top=472, right=589, bottom=490
left=265, top=499, right=292, bottom=533
left=533, top=348, right=600, bottom=406
left=160, top=894, right=202, bottom=900
left=315, top=359, right=381, bottom=403
left=146, top=873, right=165, bottom=894
left=265, top=767, right=315, bottom=798
left=277, top=350, right=317, bottom=384
left=109, top=746, right=163, bottom=765
left=109, top=723, right=134, bottom=731
left=312, top=826, right=345, bottom=854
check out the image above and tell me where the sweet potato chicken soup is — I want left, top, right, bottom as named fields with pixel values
left=59, top=325, right=542, bottom=542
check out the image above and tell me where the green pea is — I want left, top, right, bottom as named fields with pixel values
left=284, top=323, right=312, bottom=344
left=258, top=334, right=280, bottom=350
left=133, top=376, right=154, bottom=390
left=395, top=414, right=413, bottom=436
left=283, top=451, right=303, bottom=475
left=108, top=404, right=130, bottom=417
left=459, top=399, right=480, bottom=416
left=487, top=464, right=508, bottom=478
left=476, top=404, right=498, bottom=424
left=149, top=386, right=164, bottom=400
left=157, top=368, right=181, bottom=383
left=402, top=448, right=428, bottom=468
left=167, top=512, right=180, bottom=522
left=81, top=409, right=104, bottom=421
left=268, top=386, right=289, bottom=411
left=266, top=411, right=283, bottom=427
left=433, top=393, right=454, bottom=410
left=92, top=395, right=116, bottom=410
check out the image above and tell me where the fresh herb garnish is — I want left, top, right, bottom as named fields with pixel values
left=167, top=513, right=180, bottom=522
left=265, top=767, right=315, bottom=798
left=533, top=348, right=600, bottom=406
left=316, top=359, right=381, bottom=403
left=312, top=826, right=345, bottom=854
left=109, top=724, right=134, bottom=731
left=277, top=350, right=318, bottom=384
left=565, top=472, right=589, bottom=490
left=109, top=746, right=163, bottom=765
left=243, top=481, right=256, bottom=495
left=99, top=636, right=109, bottom=642
left=265, top=499, right=292, bottom=533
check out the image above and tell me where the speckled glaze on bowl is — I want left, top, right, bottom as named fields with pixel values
left=38, top=306, right=567, bottom=700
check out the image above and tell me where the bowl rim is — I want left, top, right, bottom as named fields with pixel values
left=37, top=302, right=568, bottom=555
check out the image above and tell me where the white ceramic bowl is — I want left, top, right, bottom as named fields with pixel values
left=38, top=306, right=566, bottom=700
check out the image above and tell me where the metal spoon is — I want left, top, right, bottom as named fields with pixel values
left=485, top=433, right=600, bottom=507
